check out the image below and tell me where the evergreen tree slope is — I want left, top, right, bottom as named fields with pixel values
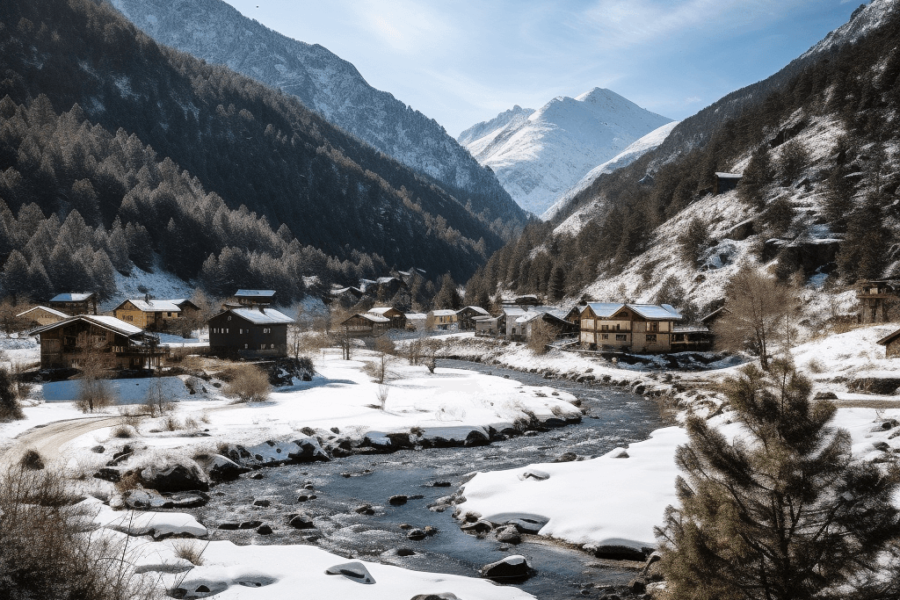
left=0, top=0, right=512, bottom=294
left=107, top=0, right=525, bottom=233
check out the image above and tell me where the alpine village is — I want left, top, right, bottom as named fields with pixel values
left=2, top=1, right=900, bottom=600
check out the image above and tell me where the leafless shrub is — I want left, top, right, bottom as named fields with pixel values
left=144, top=377, right=174, bottom=417
left=527, top=319, right=558, bottom=355
left=114, top=470, right=142, bottom=494
left=0, top=463, right=160, bottom=600
left=375, top=384, right=390, bottom=410
left=363, top=351, right=397, bottom=384
left=807, top=358, right=826, bottom=374
left=75, top=378, right=117, bottom=413
left=224, top=364, right=271, bottom=403
left=20, top=448, right=45, bottom=470
left=183, top=416, right=201, bottom=431
left=162, top=415, right=180, bottom=431
left=118, top=405, right=144, bottom=430
left=655, top=393, right=680, bottom=426
left=172, top=540, right=206, bottom=566
left=110, top=424, right=134, bottom=439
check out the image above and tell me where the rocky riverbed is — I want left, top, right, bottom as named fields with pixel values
left=173, top=360, right=665, bottom=599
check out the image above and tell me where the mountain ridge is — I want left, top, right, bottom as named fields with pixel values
left=458, top=87, right=672, bottom=216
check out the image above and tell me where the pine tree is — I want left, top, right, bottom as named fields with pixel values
left=433, top=273, right=461, bottom=310
left=2, top=251, right=30, bottom=302
left=837, top=194, right=890, bottom=281
left=738, top=145, right=772, bottom=208
left=549, top=266, right=566, bottom=301
left=657, top=360, right=900, bottom=600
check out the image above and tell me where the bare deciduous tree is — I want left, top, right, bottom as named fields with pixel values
left=527, top=319, right=558, bottom=355
left=75, top=343, right=117, bottom=413
left=224, top=363, right=271, bottom=403
left=713, top=267, right=799, bottom=370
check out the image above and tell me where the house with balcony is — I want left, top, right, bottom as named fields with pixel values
left=579, top=303, right=683, bottom=353
left=31, top=315, right=164, bottom=370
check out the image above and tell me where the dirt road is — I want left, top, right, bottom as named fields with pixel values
left=0, top=416, right=121, bottom=468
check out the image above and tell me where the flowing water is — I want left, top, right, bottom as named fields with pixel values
left=185, top=360, right=664, bottom=599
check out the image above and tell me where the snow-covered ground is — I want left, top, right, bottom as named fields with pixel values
left=82, top=497, right=535, bottom=600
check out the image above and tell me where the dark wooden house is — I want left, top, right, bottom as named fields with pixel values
left=31, top=315, right=164, bottom=370
left=208, top=307, right=293, bottom=358
left=456, top=306, right=490, bottom=331
left=48, top=292, right=98, bottom=316
left=341, top=313, right=389, bottom=337
left=16, top=306, right=69, bottom=329
left=713, top=172, right=742, bottom=195
left=367, top=307, right=407, bottom=329
left=877, top=329, right=900, bottom=358
left=857, top=280, right=898, bottom=324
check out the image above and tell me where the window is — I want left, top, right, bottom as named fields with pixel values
left=646, top=334, right=657, bottom=342
left=125, top=315, right=133, bottom=322
left=227, top=316, right=231, bottom=321
left=601, top=324, right=608, bottom=331
left=648, top=322, right=659, bottom=332
left=615, top=323, right=621, bottom=331
left=260, top=344, right=265, bottom=350
left=270, top=344, right=275, bottom=349
left=244, top=343, right=248, bottom=349
left=615, top=334, right=627, bottom=341
left=601, top=334, right=608, bottom=340
left=226, top=328, right=229, bottom=334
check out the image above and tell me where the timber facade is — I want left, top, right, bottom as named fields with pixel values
left=208, top=308, right=292, bottom=358
left=857, top=280, right=898, bottom=324
left=579, top=303, right=683, bottom=353
left=32, top=316, right=163, bottom=370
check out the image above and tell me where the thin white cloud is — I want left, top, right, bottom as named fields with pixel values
left=351, top=0, right=457, bottom=56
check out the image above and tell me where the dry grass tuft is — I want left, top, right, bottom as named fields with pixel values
left=172, top=540, right=206, bottom=566
left=224, top=364, right=271, bottom=403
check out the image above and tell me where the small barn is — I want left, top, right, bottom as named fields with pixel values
left=31, top=315, right=164, bottom=370
left=367, top=306, right=407, bottom=329
left=857, top=280, right=898, bottom=324
left=877, top=329, right=900, bottom=358
left=234, top=290, right=276, bottom=307
left=48, top=292, right=98, bottom=316
left=341, top=313, right=390, bottom=337
left=113, top=298, right=183, bottom=331
left=208, top=307, right=294, bottom=358
left=456, top=306, right=490, bottom=331
left=713, top=172, right=742, bottom=195
left=16, top=306, right=68, bottom=329
left=474, top=314, right=503, bottom=336
left=405, top=313, right=427, bottom=331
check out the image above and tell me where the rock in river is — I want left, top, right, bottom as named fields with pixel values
left=480, top=555, right=534, bottom=581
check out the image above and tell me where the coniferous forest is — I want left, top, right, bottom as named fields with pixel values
left=0, top=0, right=528, bottom=303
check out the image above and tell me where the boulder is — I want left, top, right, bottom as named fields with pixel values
left=814, top=391, right=838, bottom=400
left=218, top=522, right=239, bottom=530
left=552, top=452, right=577, bottom=463
left=590, top=544, right=647, bottom=561
left=461, top=520, right=493, bottom=534
left=406, top=529, right=427, bottom=541
left=238, top=520, right=262, bottom=530
left=140, top=460, right=209, bottom=493
left=206, top=454, right=249, bottom=482
left=464, top=429, right=490, bottom=446
left=519, top=469, right=550, bottom=481
left=94, top=466, right=123, bottom=483
left=495, top=526, right=521, bottom=544
left=355, top=504, right=375, bottom=516
left=256, top=524, right=273, bottom=535
left=479, top=555, right=533, bottom=581
left=324, top=561, right=375, bottom=584
left=122, top=489, right=208, bottom=509
left=389, top=495, right=408, bottom=506
left=288, top=513, right=315, bottom=530
left=396, top=548, right=416, bottom=557
left=253, top=499, right=271, bottom=507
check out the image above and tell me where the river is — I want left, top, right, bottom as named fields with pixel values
left=184, top=359, right=664, bottom=599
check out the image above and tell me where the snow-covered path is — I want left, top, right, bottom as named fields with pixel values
left=0, top=415, right=120, bottom=468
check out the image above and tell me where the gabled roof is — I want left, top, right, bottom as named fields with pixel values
left=331, top=286, right=363, bottom=296
left=31, top=314, right=147, bottom=338
left=502, top=306, right=527, bottom=317
left=368, top=307, right=400, bottom=316
left=226, top=307, right=294, bottom=325
left=344, top=313, right=389, bottom=324
left=169, top=299, right=199, bottom=309
left=457, top=306, right=490, bottom=316
left=50, top=293, right=95, bottom=302
left=376, top=276, right=399, bottom=285
left=585, top=302, right=683, bottom=321
left=715, top=172, right=742, bottom=179
left=431, top=309, right=457, bottom=317
left=235, top=290, right=276, bottom=298
left=877, top=329, right=900, bottom=347
left=116, top=299, right=182, bottom=312
left=405, top=313, right=427, bottom=320
left=700, top=306, right=729, bottom=323
left=16, top=306, right=69, bottom=319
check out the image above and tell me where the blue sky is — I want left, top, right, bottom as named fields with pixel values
left=223, top=0, right=864, bottom=137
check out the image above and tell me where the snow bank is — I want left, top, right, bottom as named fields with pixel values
left=458, top=426, right=688, bottom=550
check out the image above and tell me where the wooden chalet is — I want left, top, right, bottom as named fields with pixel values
left=713, top=172, right=742, bottom=195
left=877, top=329, right=900, bottom=358
left=31, top=315, right=164, bottom=370
left=232, top=290, right=276, bottom=307
left=367, top=306, right=407, bottom=329
left=671, top=325, right=713, bottom=352
left=405, top=313, right=427, bottom=331
left=113, top=298, right=197, bottom=331
left=579, top=303, right=683, bottom=353
left=429, top=309, right=457, bottom=331
left=512, top=307, right=574, bottom=342
left=208, top=307, right=293, bottom=358
left=330, top=286, right=364, bottom=308
left=474, top=314, right=503, bottom=336
left=48, top=292, right=98, bottom=316
left=856, top=280, right=898, bottom=324
left=456, top=306, right=490, bottom=331
left=16, top=306, right=68, bottom=329
left=341, top=313, right=390, bottom=337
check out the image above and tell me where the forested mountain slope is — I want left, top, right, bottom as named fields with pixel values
left=108, top=0, right=525, bottom=233
left=0, top=0, right=514, bottom=303
left=465, top=0, right=900, bottom=316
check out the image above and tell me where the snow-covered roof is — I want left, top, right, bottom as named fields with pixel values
left=118, top=299, right=182, bottom=312
left=472, top=315, right=495, bottom=322
left=330, top=286, right=362, bottom=296
left=368, top=307, right=398, bottom=315
left=502, top=306, right=527, bottom=317
left=346, top=313, right=389, bottom=324
left=714, top=172, right=742, bottom=179
left=877, top=329, right=900, bottom=346
left=431, top=310, right=457, bottom=317
left=32, top=315, right=146, bottom=338
left=405, top=313, right=427, bottom=320
left=235, top=290, right=275, bottom=298
left=585, top=303, right=682, bottom=321
left=673, top=324, right=710, bottom=333
left=228, top=308, right=294, bottom=325
left=50, top=293, right=94, bottom=302
left=376, top=277, right=399, bottom=284
left=458, top=306, right=490, bottom=316
left=16, top=306, right=69, bottom=319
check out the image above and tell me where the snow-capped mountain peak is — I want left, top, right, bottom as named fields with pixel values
left=459, top=88, right=672, bottom=216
